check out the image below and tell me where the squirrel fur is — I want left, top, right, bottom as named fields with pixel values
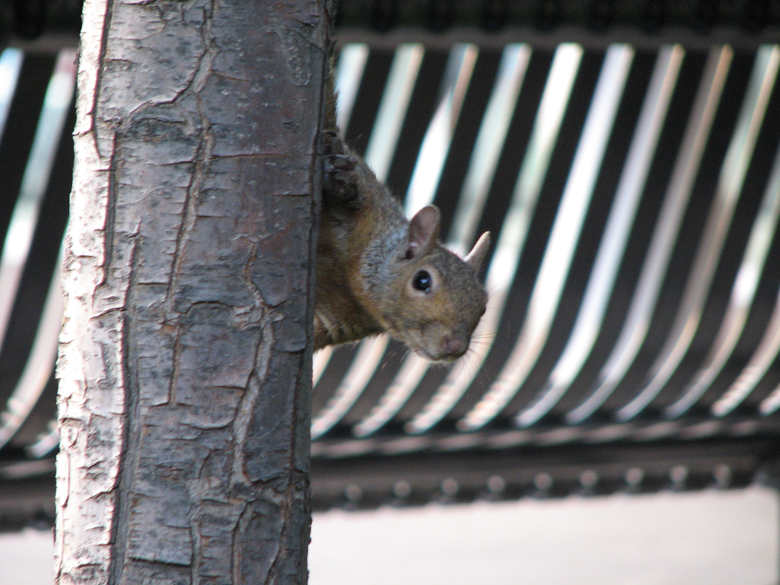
left=315, top=56, right=490, bottom=362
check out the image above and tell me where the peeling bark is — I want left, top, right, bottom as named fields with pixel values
left=56, top=1, right=330, bottom=583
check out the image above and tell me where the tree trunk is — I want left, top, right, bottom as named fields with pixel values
left=55, top=1, right=330, bottom=583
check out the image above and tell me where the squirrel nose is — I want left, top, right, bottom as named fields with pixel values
left=443, top=334, right=467, bottom=357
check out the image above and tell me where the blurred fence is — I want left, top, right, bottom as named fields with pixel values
left=0, top=0, right=779, bottom=528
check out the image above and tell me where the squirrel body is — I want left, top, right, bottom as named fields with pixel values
left=315, top=132, right=490, bottom=362
left=314, top=56, right=490, bottom=362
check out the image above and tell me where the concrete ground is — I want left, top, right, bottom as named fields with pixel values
left=1, top=486, right=777, bottom=585
left=310, top=486, right=778, bottom=585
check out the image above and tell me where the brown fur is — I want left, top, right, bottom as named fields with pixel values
left=315, top=131, right=490, bottom=362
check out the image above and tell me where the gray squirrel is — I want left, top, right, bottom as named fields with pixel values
left=314, top=78, right=490, bottom=361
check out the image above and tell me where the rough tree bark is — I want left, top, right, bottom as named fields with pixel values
left=55, top=1, right=331, bottom=583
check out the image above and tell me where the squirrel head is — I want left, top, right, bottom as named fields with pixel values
left=374, top=205, right=490, bottom=362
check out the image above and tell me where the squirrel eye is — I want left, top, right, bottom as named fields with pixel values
left=412, top=270, right=432, bottom=293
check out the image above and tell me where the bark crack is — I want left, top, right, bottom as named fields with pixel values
left=229, top=319, right=274, bottom=492
left=91, top=0, right=116, bottom=162
left=165, top=1, right=217, bottom=323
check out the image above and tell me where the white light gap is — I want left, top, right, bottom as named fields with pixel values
left=454, top=44, right=636, bottom=432
left=406, top=43, right=584, bottom=434
left=0, top=239, right=64, bottom=449
left=712, top=139, right=780, bottom=416
left=364, top=43, right=424, bottom=181
left=0, top=48, right=23, bottom=141
left=0, top=49, right=76, bottom=356
left=759, top=365, right=780, bottom=415
left=667, top=46, right=780, bottom=417
left=26, top=419, right=60, bottom=458
left=567, top=46, right=734, bottom=424
left=517, top=45, right=684, bottom=427
left=405, top=43, right=478, bottom=216
left=335, top=43, right=369, bottom=132
left=312, top=345, right=332, bottom=388
left=618, top=44, right=778, bottom=420
left=448, top=44, right=533, bottom=256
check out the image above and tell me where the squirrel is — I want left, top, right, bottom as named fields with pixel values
left=314, top=58, right=490, bottom=362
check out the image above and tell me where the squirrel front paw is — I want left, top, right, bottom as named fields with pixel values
left=323, top=134, right=361, bottom=205
left=323, top=158, right=360, bottom=205
left=322, top=130, right=348, bottom=156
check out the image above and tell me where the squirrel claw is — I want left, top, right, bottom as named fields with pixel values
left=325, top=153, right=358, bottom=174
left=323, top=151, right=359, bottom=204
left=322, top=132, right=358, bottom=181
left=322, top=130, right=348, bottom=156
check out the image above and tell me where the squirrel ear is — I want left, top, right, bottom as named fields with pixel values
left=407, top=205, right=440, bottom=258
left=464, top=231, right=491, bottom=272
